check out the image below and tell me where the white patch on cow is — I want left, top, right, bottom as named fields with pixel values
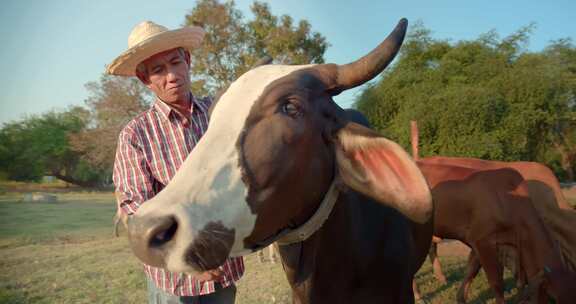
left=134, top=64, right=313, bottom=274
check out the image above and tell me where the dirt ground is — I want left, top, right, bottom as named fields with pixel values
left=438, top=240, right=471, bottom=257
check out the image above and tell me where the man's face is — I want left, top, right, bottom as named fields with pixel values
left=141, top=48, right=191, bottom=104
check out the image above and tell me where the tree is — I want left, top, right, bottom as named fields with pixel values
left=0, top=108, right=102, bottom=186
left=355, top=23, right=576, bottom=180
left=69, top=75, right=151, bottom=182
left=184, top=0, right=328, bottom=95
left=541, top=39, right=576, bottom=179
left=0, top=75, right=150, bottom=187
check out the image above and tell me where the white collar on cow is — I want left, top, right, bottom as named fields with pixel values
left=276, top=180, right=340, bottom=245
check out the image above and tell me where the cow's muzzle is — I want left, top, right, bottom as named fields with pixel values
left=127, top=215, right=235, bottom=272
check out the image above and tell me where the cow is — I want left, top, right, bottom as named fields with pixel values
left=418, top=157, right=575, bottom=287
left=408, top=121, right=576, bottom=287
left=450, top=176, right=576, bottom=304
left=417, top=162, right=575, bottom=304
left=124, top=19, right=436, bottom=303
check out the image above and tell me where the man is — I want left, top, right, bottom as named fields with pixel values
left=107, top=21, right=244, bottom=303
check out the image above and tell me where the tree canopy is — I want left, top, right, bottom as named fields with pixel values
left=184, top=0, right=328, bottom=95
left=68, top=75, right=151, bottom=183
left=355, top=22, right=576, bottom=180
left=0, top=76, right=150, bottom=187
left=0, top=107, right=98, bottom=186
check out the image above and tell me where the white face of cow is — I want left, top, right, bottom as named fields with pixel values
left=131, top=64, right=316, bottom=273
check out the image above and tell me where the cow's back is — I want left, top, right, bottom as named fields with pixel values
left=423, top=156, right=571, bottom=209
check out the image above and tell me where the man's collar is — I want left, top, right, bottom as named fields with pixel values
left=153, top=93, right=197, bottom=122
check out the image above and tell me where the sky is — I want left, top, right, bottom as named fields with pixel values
left=1, top=0, right=575, bottom=125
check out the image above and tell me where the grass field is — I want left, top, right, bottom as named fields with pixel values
left=0, top=191, right=525, bottom=303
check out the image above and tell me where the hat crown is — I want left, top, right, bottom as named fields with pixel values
left=107, top=20, right=204, bottom=76
left=128, top=21, right=169, bottom=48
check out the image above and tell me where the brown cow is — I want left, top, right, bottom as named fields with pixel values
left=431, top=169, right=576, bottom=299
left=420, top=156, right=576, bottom=288
left=408, top=121, right=575, bottom=286
left=125, top=19, right=435, bottom=303
left=417, top=162, right=574, bottom=304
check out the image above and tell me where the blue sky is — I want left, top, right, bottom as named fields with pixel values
left=1, top=0, right=575, bottom=125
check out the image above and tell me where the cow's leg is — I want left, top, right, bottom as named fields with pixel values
left=257, top=245, right=277, bottom=263
left=269, top=244, right=277, bottom=264
left=474, top=240, right=505, bottom=304
left=257, top=249, right=265, bottom=263
left=513, top=250, right=527, bottom=290
left=428, top=241, right=447, bottom=284
left=457, top=250, right=481, bottom=304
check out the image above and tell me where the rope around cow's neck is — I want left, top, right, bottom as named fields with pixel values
left=276, top=180, right=340, bottom=245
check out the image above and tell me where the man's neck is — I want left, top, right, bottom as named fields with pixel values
left=164, top=92, right=192, bottom=118
left=171, top=100, right=191, bottom=117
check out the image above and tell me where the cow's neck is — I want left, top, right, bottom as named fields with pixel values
left=271, top=181, right=341, bottom=301
left=505, top=193, right=567, bottom=291
left=276, top=192, right=357, bottom=302
left=276, top=190, right=416, bottom=303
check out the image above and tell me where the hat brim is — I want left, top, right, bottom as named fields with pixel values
left=106, top=26, right=205, bottom=76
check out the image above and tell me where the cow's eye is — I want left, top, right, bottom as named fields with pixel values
left=281, top=102, right=302, bottom=118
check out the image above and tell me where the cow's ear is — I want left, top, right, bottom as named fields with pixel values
left=335, top=122, right=432, bottom=223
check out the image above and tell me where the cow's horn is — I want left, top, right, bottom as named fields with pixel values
left=334, top=18, right=407, bottom=92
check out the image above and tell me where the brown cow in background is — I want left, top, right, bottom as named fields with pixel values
left=407, top=121, right=576, bottom=302
left=420, top=156, right=576, bottom=290
left=417, top=163, right=575, bottom=303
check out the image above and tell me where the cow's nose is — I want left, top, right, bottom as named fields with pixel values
left=127, top=215, right=178, bottom=268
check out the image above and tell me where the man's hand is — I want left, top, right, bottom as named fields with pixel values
left=194, top=269, right=225, bottom=281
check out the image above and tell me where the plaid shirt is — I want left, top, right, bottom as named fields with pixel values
left=113, top=94, right=244, bottom=296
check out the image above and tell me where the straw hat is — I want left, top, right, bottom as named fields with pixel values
left=106, top=21, right=205, bottom=76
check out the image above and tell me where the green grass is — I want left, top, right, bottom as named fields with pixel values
left=0, top=192, right=518, bottom=303
left=0, top=193, right=115, bottom=248
left=414, top=258, right=520, bottom=303
left=568, top=198, right=576, bottom=208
